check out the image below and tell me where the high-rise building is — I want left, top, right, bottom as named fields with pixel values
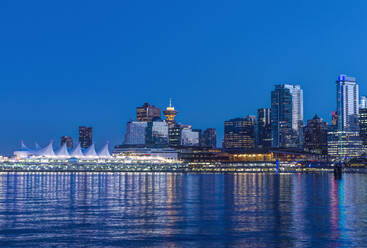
left=136, top=103, right=161, bottom=122
left=203, top=128, right=217, bottom=148
left=271, top=84, right=303, bottom=148
left=123, top=121, right=148, bottom=145
left=181, top=127, right=200, bottom=146
left=79, top=126, right=93, bottom=149
left=360, top=96, right=367, bottom=109
left=304, top=115, right=328, bottom=155
left=146, top=120, right=169, bottom=145
left=257, top=108, right=272, bottom=149
left=223, top=116, right=256, bottom=151
left=60, top=136, right=73, bottom=149
left=359, top=108, right=367, bottom=149
left=168, top=124, right=181, bottom=147
left=336, top=74, right=359, bottom=131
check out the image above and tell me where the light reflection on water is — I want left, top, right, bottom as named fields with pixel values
left=0, top=172, right=366, bottom=247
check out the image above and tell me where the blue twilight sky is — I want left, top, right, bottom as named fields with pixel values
left=1, top=0, right=367, bottom=154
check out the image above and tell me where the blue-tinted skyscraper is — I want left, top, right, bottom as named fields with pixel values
left=336, top=74, right=359, bottom=131
left=271, top=84, right=303, bottom=148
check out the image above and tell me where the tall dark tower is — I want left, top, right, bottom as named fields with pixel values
left=79, top=126, right=93, bottom=149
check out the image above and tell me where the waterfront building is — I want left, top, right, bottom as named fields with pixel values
left=223, top=116, right=256, bottom=151
left=123, top=121, right=147, bottom=145
left=146, top=120, right=169, bottom=145
left=257, top=108, right=272, bottom=149
left=60, top=136, right=73, bottom=149
left=136, top=102, right=161, bottom=122
left=79, top=126, right=93, bottom=149
left=112, top=146, right=178, bottom=160
left=360, top=96, right=367, bottom=109
left=359, top=108, right=367, bottom=149
left=271, top=84, right=303, bottom=148
left=336, top=74, right=359, bottom=131
left=181, top=127, right=200, bottom=146
left=202, top=128, right=217, bottom=148
left=327, top=130, right=363, bottom=159
left=304, top=115, right=328, bottom=155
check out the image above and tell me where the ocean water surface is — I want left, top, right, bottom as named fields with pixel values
left=0, top=172, right=366, bottom=247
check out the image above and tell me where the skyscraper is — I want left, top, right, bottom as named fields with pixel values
left=257, top=108, right=272, bottom=149
left=60, top=136, right=73, bottom=149
left=79, top=126, right=93, bottom=149
left=336, top=74, right=359, bottom=131
left=304, top=115, right=328, bottom=155
left=223, top=116, right=256, bottom=151
left=203, top=128, right=217, bottom=148
left=271, top=84, right=303, bottom=148
left=136, top=103, right=161, bottom=122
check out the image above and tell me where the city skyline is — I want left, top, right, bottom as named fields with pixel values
left=4, top=78, right=367, bottom=155
left=2, top=1, right=367, bottom=154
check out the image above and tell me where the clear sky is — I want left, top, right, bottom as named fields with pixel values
left=1, top=0, right=367, bottom=154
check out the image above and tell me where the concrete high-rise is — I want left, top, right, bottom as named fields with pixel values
left=271, top=84, right=303, bottom=148
left=79, top=126, right=93, bottom=149
left=136, top=103, right=161, bottom=122
left=257, top=108, right=272, bottom=149
left=336, top=74, right=359, bottom=131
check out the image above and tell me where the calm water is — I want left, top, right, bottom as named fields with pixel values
left=0, top=172, right=366, bottom=247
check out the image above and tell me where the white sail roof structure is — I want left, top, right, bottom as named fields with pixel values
left=36, top=140, right=55, bottom=157
left=55, top=143, right=70, bottom=158
left=14, top=141, right=34, bottom=158
left=35, top=142, right=41, bottom=150
left=98, top=142, right=112, bottom=158
left=84, top=143, right=98, bottom=158
left=70, top=143, right=84, bottom=158
left=21, top=140, right=31, bottom=151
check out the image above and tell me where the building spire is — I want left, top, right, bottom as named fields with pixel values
left=169, top=97, right=172, bottom=108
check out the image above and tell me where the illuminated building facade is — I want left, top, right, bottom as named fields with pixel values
left=304, top=115, right=328, bottom=155
left=257, top=108, right=272, bottom=149
left=336, top=74, right=359, bottom=131
left=181, top=127, right=200, bottom=146
left=271, top=84, right=303, bottom=148
left=203, top=128, right=217, bottom=148
left=327, top=131, right=363, bottom=158
left=163, top=98, right=178, bottom=123
left=60, top=136, right=73, bottom=149
left=123, top=121, right=148, bottom=145
left=168, top=124, right=181, bottom=147
left=146, top=120, right=169, bottom=145
left=223, top=116, right=256, bottom=151
left=136, top=103, right=161, bottom=122
left=79, top=126, right=93, bottom=149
